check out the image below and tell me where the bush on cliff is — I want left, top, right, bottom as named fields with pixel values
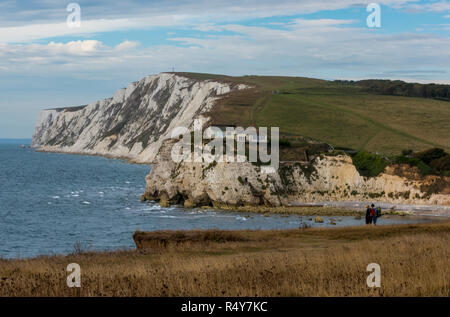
left=396, top=148, right=450, bottom=176
left=351, top=151, right=388, bottom=177
left=430, top=155, right=450, bottom=171
left=394, top=148, right=450, bottom=176
left=351, top=148, right=450, bottom=178
left=414, top=148, right=448, bottom=165
left=394, top=155, right=434, bottom=176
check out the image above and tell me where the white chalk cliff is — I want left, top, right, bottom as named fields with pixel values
left=143, top=140, right=450, bottom=207
left=32, top=73, right=248, bottom=163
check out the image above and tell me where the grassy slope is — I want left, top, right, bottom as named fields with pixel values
left=1, top=222, right=449, bottom=296
left=178, top=72, right=450, bottom=155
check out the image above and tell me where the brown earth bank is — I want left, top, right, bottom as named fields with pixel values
left=1, top=221, right=449, bottom=296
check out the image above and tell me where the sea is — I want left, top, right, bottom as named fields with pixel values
left=0, top=139, right=437, bottom=258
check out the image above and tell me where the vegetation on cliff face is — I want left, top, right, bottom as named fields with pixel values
left=351, top=148, right=450, bottom=178
left=351, top=151, right=388, bottom=177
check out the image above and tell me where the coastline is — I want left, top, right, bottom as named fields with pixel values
left=35, top=147, right=450, bottom=218
left=34, top=147, right=152, bottom=165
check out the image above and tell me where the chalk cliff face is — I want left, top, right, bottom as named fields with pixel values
left=32, top=73, right=248, bottom=163
left=143, top=140, right=450, bottom=207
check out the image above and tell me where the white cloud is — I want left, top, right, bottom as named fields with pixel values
left=0, top=0, right=421, bottom=43
left=0, top=39, right=142, bottom=73
left=115, top=40, right=139, bottom=51
left=406, top=0, right=450, bottom=12
left=0, top=0, right=419, bottom=25
left=423, top=1, right=450, bottom=12
left=0, top=16, right=189, bottom=43
left=1, top=18, right=448, bottom=84
left=47, top=40, right=104, bottom=55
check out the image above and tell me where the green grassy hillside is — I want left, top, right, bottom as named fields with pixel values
left=177, top=73, right=450, bottom=155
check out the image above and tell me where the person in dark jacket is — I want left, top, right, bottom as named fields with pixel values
left=365, top=205, right=372, bottom=225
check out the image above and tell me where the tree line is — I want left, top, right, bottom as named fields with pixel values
left=334, top=79, right=450, bottom=101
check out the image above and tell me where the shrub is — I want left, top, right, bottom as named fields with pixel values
left=429, top=155, right=450, bottom=173
left=394, top=148, right=450, bottom=176
left=394, top=155, right=434, bottom=176
left=351, top=151, right=388, bottom=177
left=414, top=148, right=447, bottom=165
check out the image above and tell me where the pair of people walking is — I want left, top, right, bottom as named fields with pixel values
left=365, top=204, right=380, bottom=225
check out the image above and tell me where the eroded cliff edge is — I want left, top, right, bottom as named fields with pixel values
left=32, top=73, right=248, bottom=163
left=142, top=139, right=450, bottom=208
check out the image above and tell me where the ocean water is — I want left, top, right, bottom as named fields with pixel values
left=0, top=140, right=436, bottom=258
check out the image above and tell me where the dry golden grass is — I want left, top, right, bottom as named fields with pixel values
left=1, top=222, right=449, bottom=297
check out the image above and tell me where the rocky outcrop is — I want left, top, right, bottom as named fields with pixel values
left=32, top=73, right=248, bottom=163
left=143, top=139, right=450, bottom=207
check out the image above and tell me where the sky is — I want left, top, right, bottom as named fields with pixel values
left=0, top=0, right=449, bottom=138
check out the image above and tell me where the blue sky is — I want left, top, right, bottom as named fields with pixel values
left=0, top=0, right=449, bottom=138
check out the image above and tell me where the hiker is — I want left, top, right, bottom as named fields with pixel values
left=374, top=206, right=382, bottom=225
left=370, top=204, right=377, bottom=226
left=365, top=205, right=372, bottom=225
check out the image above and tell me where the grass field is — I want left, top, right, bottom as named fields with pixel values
left=1, top=221, right=449, bottom=297
left=178, top=73, right=450, bottom=155
left=256, top=90, right=450, bottom=155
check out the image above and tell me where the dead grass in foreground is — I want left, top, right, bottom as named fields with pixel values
left=0, top=222, right=449, bottom=297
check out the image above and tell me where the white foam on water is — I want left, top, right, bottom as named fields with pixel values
left=220, top=215, right=238, bottom=218
left=52, top=196, right=60, bottom=199
left=235, top=216, right=247, bottom=221
left=71, top=194, right=79, bottom=197
left=134, top=205, right=161, bottom=212
left=82, top=201, right=91, bottom=205
left=159, top=215, right=177, bottom=218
